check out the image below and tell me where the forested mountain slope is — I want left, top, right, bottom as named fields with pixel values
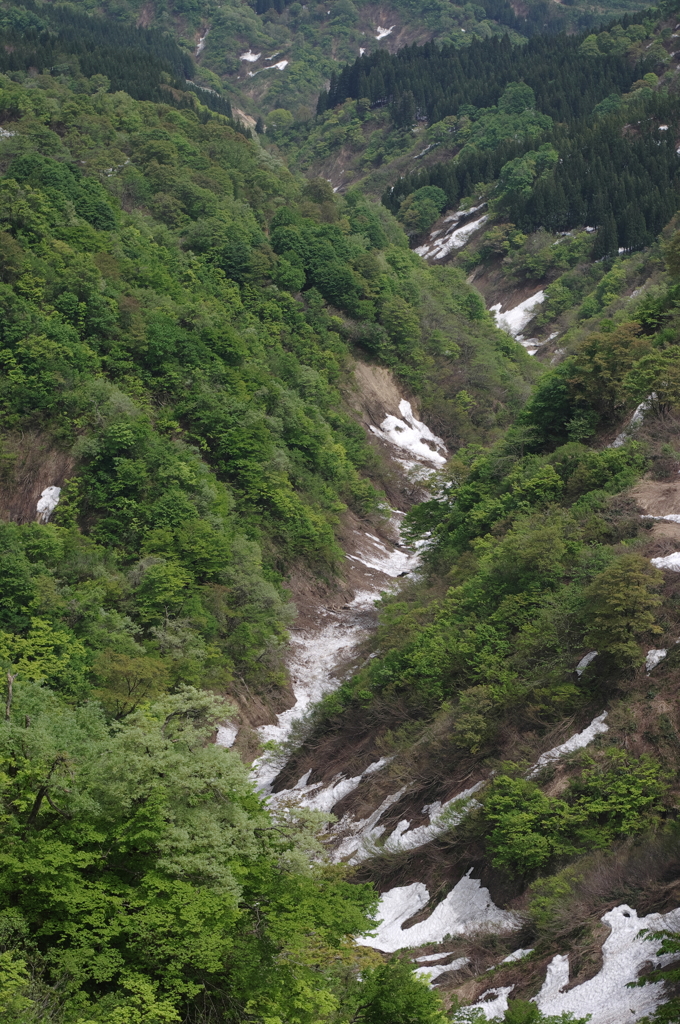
left=4, top=0, right=680, bottom=1022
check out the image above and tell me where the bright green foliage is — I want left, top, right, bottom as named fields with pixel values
left=398, top=186, right=447, bottom=232
left=483, top=752, right=668, bottom=876
left=583, top=554, right=662, bottom=668
left=631, top=930, right=680, bottom=1023
left=0, top=679, right=442, bottom=1022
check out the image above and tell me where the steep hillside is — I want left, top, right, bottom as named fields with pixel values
left=4, top=1, right=680, bottom=1023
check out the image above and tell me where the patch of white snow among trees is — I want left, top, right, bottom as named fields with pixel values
left=252, top=588, right=381, bottom=788
left=651, top=552, right=680, bottom=571
left=535, top=904, right=680, bottom=1024
left=490, top=291, right=545, bottom=340
left=216, top=723, right=238, bottom=748
left=240, top=49, right=261, bottom=61
left=575, top=650, right=598, bottom=676
left=269, top=757, right=390, bottom=813
left=369, top=400, right=447, bottom=465
left=415, top=214, right=487, bottom=260
left=36, top=486, right=61, bottom=523
left=527, top=712, right=608, bottom=777
left=467, top=987, right=515, bottom=1019
left=502, top=948, right=533, bottom=963
left=646, top=648, right=668, bottom=672
left=414, top=957, right=470, bottom=984
left=375, top=25, right=395, bottom=38
left=331, top=782, right=482, bottom=863
left=360, top=870, right=519, bottom=952
left=611, top=395, right=655, bottom=448
left=643, top=514, right=680, bottom=523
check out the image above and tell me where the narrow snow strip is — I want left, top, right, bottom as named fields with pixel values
left=414, top=958, right=470, bottom=984
left=370, top=400, right=447, bottom=466
left=646, top=649, right=667, bottom=672
left=651, top=552, right=680, bottom=571
left=252, top=588, right=381, bottom=788
left=270, top=757, right=391, bottom=813
left=611, top=395, right=655, bottom=448
left=36, top=486, right=61, bottom=523
left=502, top=948, right=533, bottom=963
left=360, top=870, right=519, bottom=952
left=415, top=952, right=452, bottom=963
left=535, top=904, right=680, bottom=1024
left=375, top=24, right=395, bottom=38
left=642, top=514, right=680, bottom=523
left=467, top=986, right=515, bottom=1019
left=490, top=291, right=545, bottom=339
left=575, top=650, right=598, bottom=676
left=216, top=723, right=238, bottom=748
left=415, top=215, right=487, bottom=259
left=330, top=787, right=408, bottom=862
left=381, top=782, right=484, bottom=854
left=196, top=31, right=208, bottom=56
left=527, top=712, right=608, bottom=777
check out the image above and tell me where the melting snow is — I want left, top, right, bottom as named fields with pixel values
left=642, top=514, right=680, bottom=523
left=527, top=712, right=608, bottom=777
left=646, top=648, right=667, bottom=672
left=468, top=987, right=514, bottom=1019
left=651, top=552, right=680, bottom=571
left=502, top=948, right=533, bottom=963
left=379, top=782, right=484, bottom=854
left=414, top=957, right=470, bottom=984
left=195, top=30, right=208, bottom=56
left=248, top=60, right=288, bottom=76
left=535, top=904, right=680, bottom=1024
left=490, top=291, right=545, bottom=340
left=375, top=24, right=395, bottom=38
left=240, top=49, right=261, bottom=61
left=360, top=870, right=519, bottom=952
left=252, top=588, right=382, bottom=788
left=269, top=757, right=390, bottom=813
left=36, top=486, right=61, bottom=523
left=575, top=650, right=598, bottom=676
left=330, top=786, right=408, bottom=862
left=0, top=127, right=15, bottom=138
left=359, top=47, right=366, bottom=55
left=611, top=395, right=655, bottom=448
left=415, top=952, right=452, bottom=963
left=216, top=723, right=238, bottom=748
left=370, top=399, right=447, bottom=466
left=415, top=214, right=488, bottom=260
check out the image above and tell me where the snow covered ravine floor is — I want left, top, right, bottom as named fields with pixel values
left=217, top=382, right=680, bottom=1015
left=216, top=391, right=447, bottom=789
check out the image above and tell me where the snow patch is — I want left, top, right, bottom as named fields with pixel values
left=36, top=486, right=61, bottom=523
left=330, top=786, right=408, bottom=862
left=527, top=712, right=608, bottom=777
left=369, top=399, right=447, bottom=466
left=195, top=30, right=208, bottom=56
left=360, top=870, right=519, bottom=952
left=575, top=650, right=598, bottom=676
left=269, top=757, right=390, bottom=813
left=414, top=957, right=470, bottom=984
left=216, top=723, right=238, bottom=748
left=502, top=948, right=533, bottom=963
left=651, top=551, right=680, bottom=571
left=610, top=395, right=655, bottom=448
left=378, top=782, right=484, bottom=855
left=535, top=904, right=680, bottom=1024
left=646, top=648, right=667, bottom=672
left=375, top=24, right=395, bottom=38
left=642, top=514, right=680, bottom=523
left=248, top=60, right=288, bottom=76
left=0, top=126, right=16, bottom=138
left=467, top=987, right=515, bottom=1019
left=490, top=290, right=545, bottom=340
left=415, top=214, right=487, bottom=260
left=359, top=47, right=366, bottom=55
left=240, top=49, right=261, bottom=61
left=252, top=588, right=382, bottom=788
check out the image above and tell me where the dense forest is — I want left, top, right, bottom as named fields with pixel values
left=4, top=0, right=680, bottom=1022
